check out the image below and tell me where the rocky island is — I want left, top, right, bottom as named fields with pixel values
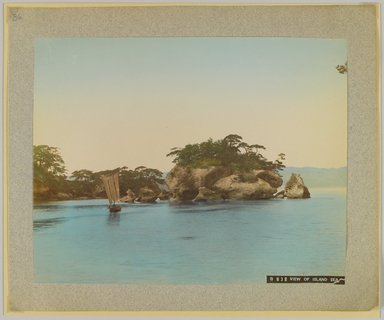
left=33, top=136, right=310, bottom=202
left=275, top=173, right=311, bottom=199
left=164, top=134, right=300, bottom=202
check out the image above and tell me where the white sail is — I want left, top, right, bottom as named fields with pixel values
left=108, top=175, right=117, bottom=202
left=101, top=173, right=120, bottom=204
left=101, top=175, right=113, bottom=204
left=113, top=172, right=120, bottom=202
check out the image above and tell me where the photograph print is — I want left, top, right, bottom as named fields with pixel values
left=33, top=37, right=347, bottom=285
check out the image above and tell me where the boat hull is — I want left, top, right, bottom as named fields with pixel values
left=109, top=205, right=122, bottom=213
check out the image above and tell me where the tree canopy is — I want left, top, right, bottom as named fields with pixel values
left=167, top=134, right=285, bottom=172
left=33, top=145, right=68, bottom=196
left=336, top=62, right=348, bottom=74
left=33, top=144, right=165, bottom=200
left=34, top=145, right=66, bottom=179
left=119, top=166, right=164, bottom=195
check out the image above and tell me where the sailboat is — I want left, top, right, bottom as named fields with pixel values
left=101, top=173, right=122, bottom=213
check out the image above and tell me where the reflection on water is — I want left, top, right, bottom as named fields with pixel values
left=33, top=217, right=66, bottom=230
left=107, top=213, right=120, bottom=226
left=33, top=192, right=346, bottom=284
left=179, top=236, right=197, bottom=240
left=169, top=200, right=256, bottom=214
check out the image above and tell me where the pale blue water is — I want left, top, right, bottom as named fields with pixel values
left=33, top=189, right=346, bottom=284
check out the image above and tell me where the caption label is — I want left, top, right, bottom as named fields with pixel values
left=267, top=275, right=345, bottom=285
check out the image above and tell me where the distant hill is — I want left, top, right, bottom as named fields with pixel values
left=280, top=167, right=347, bottom=188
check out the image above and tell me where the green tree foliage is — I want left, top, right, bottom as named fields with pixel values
left=70, top=169, right=96, bottom=196
left=336, top=62, right=348, bottom=74
left=167, top=134, right=285, bottom=173
left=85, top=166, right=165, bottom=198
left=34, top=145, right=66, bottom=178
left=33, top=145, right=68, bottom=195
left=33, top=145, right=165, bottom=200
left=119, top=166, right=164, bottom=195
left=71, top=169, right=94, bottom=182
left=87, top=168, right=120, bottom=198
left=273, top=153, right=286, bottom=171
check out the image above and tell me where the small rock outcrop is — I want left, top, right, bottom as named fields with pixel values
left=120, top=189, right=136, bottom=203
left=254, top=170, right=283, bottom=188
left=56, top=192, right=72, bottom=200
left=284, top=173, right=310, bottom=199
left=273, top=190, right=285, bottom=199
left=136, top=187, right=158, bottom=203
left=158, top=190, right=171, bottom=200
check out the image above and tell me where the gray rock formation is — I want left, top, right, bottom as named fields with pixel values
left=193, top=187, right=222, bottom=202
left=213, top=174, right=278, bottom=200
left=254, top=170, right=283, bottom=188
left=56, top=192, right=72, bottom=200
left=273, top=190, right=285, bottom=199
left=120, top=189, right=136, bottom=203
left=166, top=165, right=283, bottom=202
left=158, top=190, right=171, bottom=200
left=284, top=173, right=310, bottom=199
left=166, top=166, right=230, bottom=202
left=136, top=187, right=158, bottom=203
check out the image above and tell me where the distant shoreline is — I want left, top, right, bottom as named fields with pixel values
left=33, top=187, right=347, bottom=205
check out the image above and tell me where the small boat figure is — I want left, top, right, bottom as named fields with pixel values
left=109, top=204, right=121, bottom=213
left=101, top=173, right=122, bottom=213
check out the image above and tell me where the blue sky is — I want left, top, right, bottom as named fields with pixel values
left=34, top=37, right=347, bottom=174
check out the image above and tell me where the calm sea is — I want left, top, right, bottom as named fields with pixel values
left=33, top=188, right=346, bottom=284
